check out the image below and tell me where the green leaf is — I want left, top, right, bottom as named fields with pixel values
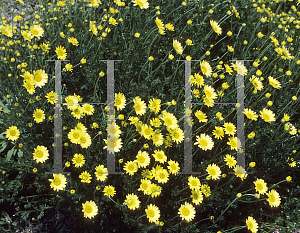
left=0, top=142, right=7, bottom=153
left=17, top=150, right=23, bottom=158
left=6, top=148, right=16, bottom=161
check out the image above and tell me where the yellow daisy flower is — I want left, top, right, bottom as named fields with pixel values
left=200, top=60, right=213, bottom=77
left=72, top=153, right=85, bottom=168
left=194, top=133, right=214, bottom=151
left=5, top=126, right=20, bottom=141
left=124, top=193, right=140, bottom=210
left=115, top=92, right=126, bottom=111
left=145, top=204, right=160, bottom=223
left=103, top=185, right=116, bottom=197
left=79, top=171, right=92, bottom=183
left=253, top=178, right=268, bottom=195
left=267, top=189, right=281, bottom=207
left=246, top=216, right=258, bottom=233
left=206, top=163, right=221, bottom=180
left=49, top=173, right=67, bottom=192
left=178, top=202, right=196, bottom=222
left=123, top=160, right=138, bottom=176
left=33, top=145, right=49, bottom=163
left=82, top=200, right=98, bottom=219
left=210, top=20, right=222, bottom=35
left=95, top=165, right=108, bottom=181
left=33, top=108, right=45, bottom=123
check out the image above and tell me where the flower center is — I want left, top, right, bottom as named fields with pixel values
left=138, top=156, right=145, bottom=163
left=147, top=210, right=155, bottom=218
left=35, top=74, right=42, bottom=82
left=85, top=206, right=92, bottom=213
left=182, top=208, right=190, bottom=216
left=36, top=151, right=43, bottom=158
left=116, top=98, right=121, bottom=105
left=10, top=130, right=16, bottom=136
left=200, top=139, right=208, bottom=146
left=54, top=178, right=61, bottom=186
left=269, top=195, right=275, bottom=202
left=32, top=29, right=39, bottom=35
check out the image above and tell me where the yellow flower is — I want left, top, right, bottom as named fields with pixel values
left=30, top=25, right=44, bottom=39
left=210, top=20, right=222, bottom=35
left=55, top=46, right=67, bottom=60
left=249, top=162, right=256, bottom=167
left=191, top=189, right=203, bottom=205
left=169, top=54, right=174, bottom=60
left=206, top=163, right=221, bottom=180
left=103, top=185, right=116, bottom=197
left=194, top=133, right=214, bottom=151
left=82, top=200, right=98, bottom=219
left=260, top=108, right=276, bottom=123
left=49, top=173, right=67, bottom=192
left=178, top=202, right=196, bottom=222
left=173, top=39, right=183, bottom=54
left=133, top=96, right=147, bottom=115
left=134, top=32, right=140, bottom=38
left=72, top=153, right=85, bottom=168
left=246, top=216, right=258, bottom=233
left=79, top=171, right=92, bottom=183
left=132, top=0, right=149, bottom=9
left=188, top=175, right=200, bottom=190
left=224, top=154, right=237, bottom=168
left=254, top=178, right=268, bottom=195
left=95, top=165, right=108, bottom=181
left=124, top=193, right=140, bottom=210
left=33, top=145, right=49, bottom=163
left=267, top=189, right=281, bottom=207
left=200, top=60, right=212, bottom=77
left=257, top=32, right=264, bottom=38
left=286, top=176, right=292, bottom=182
left=5, top=126, right=20, bottom=141
left=145, top=204, right=160, bottom=223
left=123, top=160, right=138, bottom=176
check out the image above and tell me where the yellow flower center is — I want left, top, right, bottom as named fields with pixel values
left=80, top=137, right=86, bottom=144
left=116, top=98, right=121, bottom=105
left=35, top=74, right=42, bottom=82
left=54, top=178, right=61, bottom=186
left=10, top=130, right=16, bottom=136
left=210, top=169, right=216, bottom=175
left=36, top=151, right=43, bottom=158
left=200, top=139, right=208, bottom=146
left=135, top=104, right=141, bottom=111
left=182, top=208, right=190, bottom=216
left=263, top=114, right=270, bottom=121
left=73, top=133, right=80, bottom=139
left=165, top=118, right=172, bottom=125
left=138, top=156, right=145, bottom=163
left=147, top=209, right=155, bottom=218
left=76, top=158, right=81, bottom=163
left=257, top=184, right=263, bottom=190
left=36, top=113, right=41, bottom=118
left=128, top=164, right=134, bottom=170
left=269, top=195, right=275, bottom=202
left=31, top=29, right=39, bottom=36
left=159, top=173, right=165, bottom=179
left=85, top=206, right=92, bottom=213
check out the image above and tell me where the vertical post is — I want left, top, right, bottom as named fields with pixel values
left=100, top=60, right=123, bottom=174
left=45, top=60, right=70, bottom=175
left=179, top=60, right=201, bottom=175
